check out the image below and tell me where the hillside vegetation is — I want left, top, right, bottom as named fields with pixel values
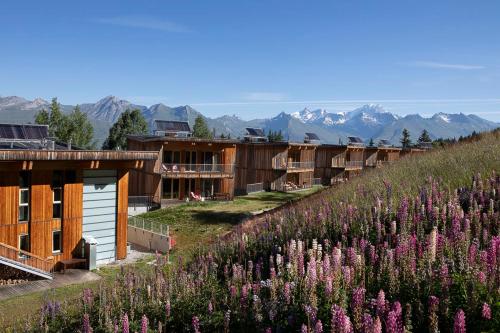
left=12, top=130, right=500, bottom=332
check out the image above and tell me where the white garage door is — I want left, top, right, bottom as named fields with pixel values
left=83, top=169, right=117, bottom=265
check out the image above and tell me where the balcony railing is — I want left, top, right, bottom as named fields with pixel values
left=332, top=159, right=346, bottom=168
left=0, top=241, right=54, bottom=276
left=345, top=161, right=364, bottom=169
left=273, top=159, right=314, bottom=170
left=161, top=163, right=234, bottom=174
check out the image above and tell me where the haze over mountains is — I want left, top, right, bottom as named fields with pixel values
left=0, top=95, right=497, bottom=145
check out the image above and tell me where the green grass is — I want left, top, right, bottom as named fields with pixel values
left=140, top=187, right=323, bottom=257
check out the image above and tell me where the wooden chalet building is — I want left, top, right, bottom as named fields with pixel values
left=0, top=124, right=156, bottom=279
left=235, top=129, right=318, bottom=194
left=364, top=140, right=401, bottom=168
left=127, top=120, right=237, bottom=204
left=314, top=137, right=365, bottom=185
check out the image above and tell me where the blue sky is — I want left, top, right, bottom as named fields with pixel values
left=1, top=0, right=499, bottom=121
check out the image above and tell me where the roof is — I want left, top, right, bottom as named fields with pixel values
left=127, top=135, right=239, bottom=145
left=0, top=123, right=49, bottom=140
left=154, top=120, right=191, bottom=132
left=245, top=128, right=266, bottom=137
left=0, top=150, right=158, bottom=161
left=305, top=132, right=320, bottom=140
left=348, top=136, right=364, bottom=144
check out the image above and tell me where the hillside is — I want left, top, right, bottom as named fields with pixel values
left=1, top=95, right=497, bottom=145
left=12, top=130, right=499, bottom=332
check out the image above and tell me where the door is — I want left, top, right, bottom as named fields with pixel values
left=83, top=170, right=117, bottom=265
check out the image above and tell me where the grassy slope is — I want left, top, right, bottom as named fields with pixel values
left=140, top=187, right=323, bottom=256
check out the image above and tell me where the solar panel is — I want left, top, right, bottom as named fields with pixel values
left=154, top=120, right=191, bottom=132
left=0, top=123, right=49, bottom=139
left=305, top=132, right=320, bottom=140
left=246, top=128, right=265, bottom=137
left=378, top=139, right=391, bottom=147
left=348, top=136, right=364, bottom=144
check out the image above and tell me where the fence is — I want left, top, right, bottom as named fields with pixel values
left=247, top=182, right=264, bottom=194
left=287, top=161, right=315, bottom=169
left=345, top=160, right=364, bottom=168
left=0, top=242, right=53, bottom=275
left=129, top=196, right=155, bottom=211
left=128, top=215, right=169, bottom=236
left=161, top=163, right=234, bottom=174
left=313, top=178, right=322, bottom=185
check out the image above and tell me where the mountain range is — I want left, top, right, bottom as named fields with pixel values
left=0, top=95, right=498, bottom=146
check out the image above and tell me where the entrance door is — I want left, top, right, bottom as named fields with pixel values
left=83, top=170, right=117, bottom=265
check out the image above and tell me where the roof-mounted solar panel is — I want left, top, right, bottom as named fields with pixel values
left=348, top=136, right=364, bottom=144
left=305, top=132, right=320, bottom=140
left=245, top=128, right=265, bottom=137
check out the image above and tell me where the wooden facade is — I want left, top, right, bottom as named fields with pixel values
left=127, top=136, right=237, bottom=203
left=0, top=150, right=156, bottom=271
left=235, top=142, right=317, bottom=194
left=314, top=144, right=365, bottom=185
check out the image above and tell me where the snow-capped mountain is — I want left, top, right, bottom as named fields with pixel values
left=0, top=95, right=497, bottom=145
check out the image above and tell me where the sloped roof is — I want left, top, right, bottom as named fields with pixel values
left=154, top=120, right=191, bottom=132
left=0, top=123, right=49, bottom=140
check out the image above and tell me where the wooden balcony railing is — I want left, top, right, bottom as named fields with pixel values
left=0, top=241, right=53, bottom=276
left=345, top=161, right=364, bottom=169
left=273, top=159, right=314, bottom=170
left=161, top=163, right=235, bottom=174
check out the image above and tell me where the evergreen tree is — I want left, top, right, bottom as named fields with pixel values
left=368, top=138, right=375, bottom=147
left=400, top=128, right=412, bottom=148
left=66, top=105, right=95, bottom=149
left=34, top=108, right=50, bottom=125
left=102, top=109, right=148, bottom=150
left=418, top=129, right=432, bottom=143
left=192, top=115, right=212, bottom=139
left=48, top=97, right=67, bottom=139
left=275, top=130, right=284, bottom=142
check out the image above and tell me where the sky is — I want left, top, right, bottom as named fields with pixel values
left=1, top=0, right=500, bottom=121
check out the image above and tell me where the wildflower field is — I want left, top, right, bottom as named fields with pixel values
left=23, top=131, right=500, bottom=332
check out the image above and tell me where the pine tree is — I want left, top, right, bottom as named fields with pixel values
left=418, top=129, right=431, bottom=143
left=192, top=116, right=212, bottom=139
left=102, top=109, right=148, bottom=150
left=400, top=128, right=412, bottom=148
left=275, top=130, right=284, bottom=142
left=48, top=97, right=67, bottom=139
left=34, top=108, right=50, bottom=125
left=66, top=105, right=95, bottom=148
left=368, top=138, right=375, bottom=147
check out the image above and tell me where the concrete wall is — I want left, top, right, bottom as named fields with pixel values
left=127, top=226, right=170, bottom=253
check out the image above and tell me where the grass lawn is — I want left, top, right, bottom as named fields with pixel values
left=140, top=187, right=324, bottom=258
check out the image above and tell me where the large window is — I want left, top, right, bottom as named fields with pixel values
left=19, top=172, right=30, bottom=222
left=52, top=171, right=63, bottom=219
left=52, top=230, right=62, bottom=253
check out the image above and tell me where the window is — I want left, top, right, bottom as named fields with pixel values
left=52, top=171, right=63, bottom=219
left=19, top=233, right=29, bottom=257
left=52, top=230, right=62, bottom=253
left=19, top=172, right=30, bottom=222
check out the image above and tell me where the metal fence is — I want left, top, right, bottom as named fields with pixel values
left=129, top=196, right=155, bottom=211
left=247, top=182, right=264, bottom=193
left=128, top=215, right=169, bottom=236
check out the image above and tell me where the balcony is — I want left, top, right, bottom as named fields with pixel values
left=331, top=159, right=364, bottom=169
left=160, top=163, right=235, bottom=178
left=272, top=159, right=314, bottom=171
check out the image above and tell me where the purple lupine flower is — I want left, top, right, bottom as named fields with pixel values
left=114, top=320, right=119, bottom=333
left=192, top=316, right=201, bottom=333
left=208, top=301, right=213, bottom=314
left=284, top=282, right=291, bottom=304
left=82, top=313, right=92, bottom=333
left=122, top=313, right=129, bottom=333
left=386, top=310, right=398, bottom=333
left=265, top=328, right=272, bottom=333
left=83, top=288, right=93, bottom=307
left=362, top=314, right=373, bottom=332
left=453, top=309, right=466, bottom=333
left=140, top=315, right=148, bottom=333
left=314, top=320, right=323, bottom=333
left=481, top=303, right=491, bottom=320
left=165, top=300, right=171, bottom=318
left=372, top=316, right=382, bottom=333
left=376, top=290, right=386, bottom=318
left=301, top=324, right=308, bottom=333
left=224, top=310, right=231, bottom=331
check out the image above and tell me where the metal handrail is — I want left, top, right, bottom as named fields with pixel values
left=128, top=215, right=169, bottom=236
left=161, top=163, right=234, bottom=173
left=346, top=160, right=364, bottom=168
left=287, top=161, right=315, bottom=169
